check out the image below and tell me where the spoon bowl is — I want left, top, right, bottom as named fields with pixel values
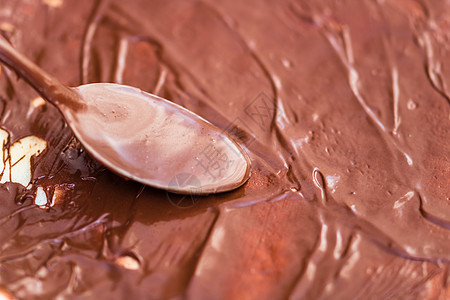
left=0, top=35, right=251, bottom=194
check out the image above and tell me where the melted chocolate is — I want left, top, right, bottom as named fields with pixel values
left=0, top=0, right=449, bottom=298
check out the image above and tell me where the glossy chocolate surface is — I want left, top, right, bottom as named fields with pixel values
left=0, top=0, right=449, bottom=298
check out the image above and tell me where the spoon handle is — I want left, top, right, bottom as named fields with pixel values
left=0, top=35, right=82, bottom=109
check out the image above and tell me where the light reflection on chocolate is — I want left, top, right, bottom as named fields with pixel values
left=0, top=0, right=449, bottom=298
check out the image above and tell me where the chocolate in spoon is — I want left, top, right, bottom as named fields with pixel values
left=0, top=36, right=251, bottom=194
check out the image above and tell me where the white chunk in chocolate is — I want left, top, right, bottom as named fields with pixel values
left=0, top=129, right=47, bottom=188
